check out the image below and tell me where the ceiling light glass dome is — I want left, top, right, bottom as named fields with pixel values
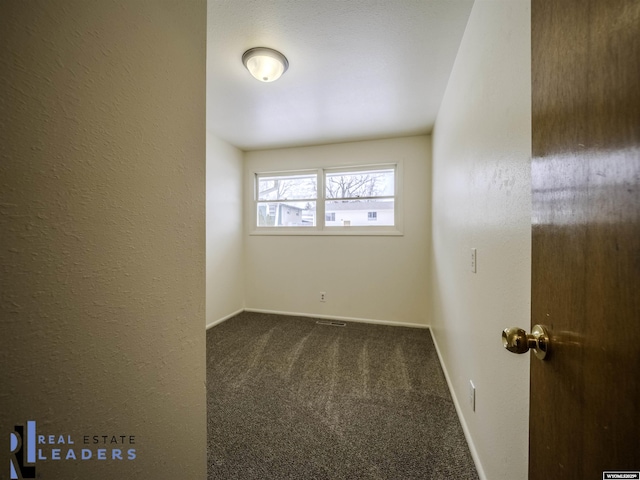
left=242, top=47, right=289, bottom=83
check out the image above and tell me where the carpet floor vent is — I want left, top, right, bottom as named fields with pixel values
left=316, top=320, right=347, bottom=327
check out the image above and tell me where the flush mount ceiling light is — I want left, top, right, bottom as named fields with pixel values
left=242, top=47, right=289, bottom=83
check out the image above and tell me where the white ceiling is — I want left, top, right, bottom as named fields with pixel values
left=206, top=0, right=474, bottom=151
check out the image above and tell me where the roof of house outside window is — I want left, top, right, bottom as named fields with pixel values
left=326, top=201, right=393, bottom=211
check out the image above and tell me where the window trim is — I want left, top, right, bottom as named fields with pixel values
left=250, top=162, right=403, bottom=236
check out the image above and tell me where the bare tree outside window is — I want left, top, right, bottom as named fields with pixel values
left=325, top=169, right=394, bottom=201
left=259, top=175, right=316, bottom=201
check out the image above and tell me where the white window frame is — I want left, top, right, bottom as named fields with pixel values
left=250, top=163, right=403, bottom=236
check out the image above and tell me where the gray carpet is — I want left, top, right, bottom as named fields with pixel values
left=207, top=312, right=479, bottom=479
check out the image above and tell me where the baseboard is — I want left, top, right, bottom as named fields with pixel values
left=243, top=308, right=430, bottom=329
left=206, top=308, right=244, bottom=330
left=429, top=328, right=487, bottom=480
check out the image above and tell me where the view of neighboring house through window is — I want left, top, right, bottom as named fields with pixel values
left=255, top=165, right=396, bottom=231
left=256, top=172, right=317, bottom=226
left=325, top=167, right=394, bottom=227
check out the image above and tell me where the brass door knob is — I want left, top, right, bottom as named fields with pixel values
left=502, top=325, right=550, bottom=360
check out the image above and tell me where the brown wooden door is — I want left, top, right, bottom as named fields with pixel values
left=530, top=0, right=640, bottom=478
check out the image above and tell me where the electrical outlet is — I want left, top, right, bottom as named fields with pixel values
left=469, top=380, right=476, bottom=411
left=471, top=248, right=477, bottom=273
left=320, top=292, right=326, bottom=302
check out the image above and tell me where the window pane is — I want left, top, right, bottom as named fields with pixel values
left=257, top=201, right=316, bottom=227
left=325, top=169, right=394, bottom=199
left=325, top=199, right=394, bottom=226
left=258, top=174, right=317, bottom=201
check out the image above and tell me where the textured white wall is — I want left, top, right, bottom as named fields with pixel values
left=431, top=1, right=532, bottom=479
left=0, top=1, right=206, bottom=478
left=207, top=132, right=245, bottom=326
left=244, top=136, right=431, bottom=327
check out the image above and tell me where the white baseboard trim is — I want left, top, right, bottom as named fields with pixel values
left=243, top=308, right=430, bottom=329
left=206, top=308, right=244, bottom=330
left=429, top=328, right=487, bottom=480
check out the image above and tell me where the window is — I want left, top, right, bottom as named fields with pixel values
left=253, top=164, right=399, bottom=235
left=256, top=172, right=316, bottom=227
left=325, top=167, right=394, bottom=227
